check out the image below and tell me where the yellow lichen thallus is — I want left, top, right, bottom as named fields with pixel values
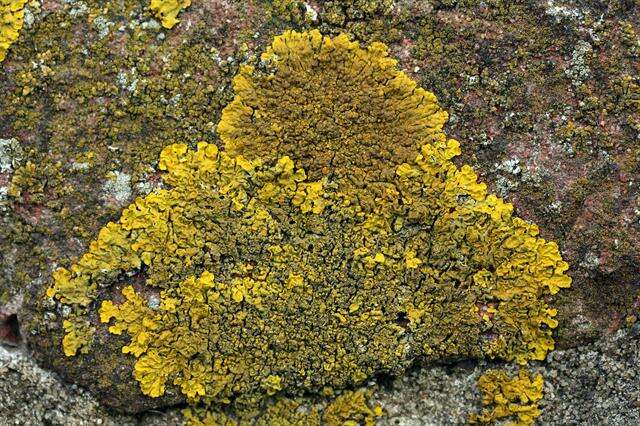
left=46, top=30, right=570, bottom=424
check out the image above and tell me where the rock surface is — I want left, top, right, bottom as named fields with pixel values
left=0, top=0, right=638, bottom=420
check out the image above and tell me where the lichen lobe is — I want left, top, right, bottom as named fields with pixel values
left=0, top=0, right=28, bottom=62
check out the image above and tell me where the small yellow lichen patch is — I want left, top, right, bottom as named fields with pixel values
left=149, top=0, right=191, bottom=29
left=0, top=0, right=27, bottom=62
left=61, top=317, right=95, bottom=357
left=470, top=369, right=544, bottom=426
left=404, top=250, right=423, bottom=269
left=322, top=388, right=384, bottom=426
left=261, top=375, right=283, bottom=396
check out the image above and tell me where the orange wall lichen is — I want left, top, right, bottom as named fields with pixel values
left=45, top=30, right=571, bottom=422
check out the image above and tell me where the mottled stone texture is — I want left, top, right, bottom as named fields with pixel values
left=0, top=0, right=638, bottom=414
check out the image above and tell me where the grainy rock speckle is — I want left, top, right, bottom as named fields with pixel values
left=378, top=324, right=640, bottom=425
left=0, top=345, right=183, bottom=425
